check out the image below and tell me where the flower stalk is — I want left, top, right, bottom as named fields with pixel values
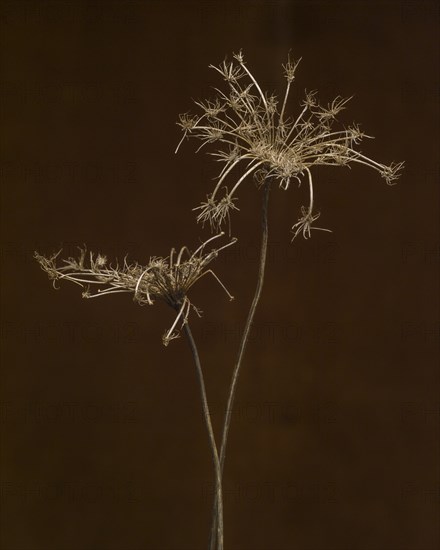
left=209, top=179, right=271, bottom=550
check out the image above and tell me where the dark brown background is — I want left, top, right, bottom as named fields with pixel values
left=1, top=1, right=438, bottom=549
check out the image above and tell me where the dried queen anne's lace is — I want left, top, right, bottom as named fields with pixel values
left=35, top=233, right=236, bottom=346
left=34, top=51, right=404, bottom=550
left=176, top=50, right=404, bottom=238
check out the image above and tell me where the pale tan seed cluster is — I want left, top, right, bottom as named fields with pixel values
left=176, top=50, right=404, bottom=237
left=35, top=234, right=235, bottom=346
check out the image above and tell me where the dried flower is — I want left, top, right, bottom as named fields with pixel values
left=176, top=50, right=404, bottom=237
left=193, top=193, right=240, bottom=233
left=291, top=167, right=332, bottom=240
left=282, top=52, right=302, bottom=83
left=35, top=234, right=236, bottom=346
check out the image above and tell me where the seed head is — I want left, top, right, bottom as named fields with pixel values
left=35, top=234, right=236, bottom=346
left=176, top=51, right=404, bottom=238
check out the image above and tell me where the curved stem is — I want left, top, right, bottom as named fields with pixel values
left=182, top=322, right=224, bottom=550
left=209, top=180, right=271, bottom=549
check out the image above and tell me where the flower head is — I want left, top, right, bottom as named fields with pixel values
left=282, top=53, right=302, bottom=83
left=35, top=234, right=236, bottom=346
left=193, top=193, right=240, bottom=233
left=176, top=51, right=404, bottom=238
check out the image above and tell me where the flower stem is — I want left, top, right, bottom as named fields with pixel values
left=182, top=321, right=224, bottom=550
left=209, top=180, right=271, bottom=549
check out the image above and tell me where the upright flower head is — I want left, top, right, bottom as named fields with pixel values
left=176, top=50, right=404, bottom=237
left=35, top=233, right=236, bottom=346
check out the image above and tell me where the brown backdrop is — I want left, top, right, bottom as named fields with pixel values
left=1, top=1, right=438, bottom=549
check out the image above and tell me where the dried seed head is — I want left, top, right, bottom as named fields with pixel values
left=266, top=94, right=278, bottom=114
left=302, top=89, right=318, bottom=108
left=282, top=54, right=302, bottom=82
left=178, top=113, right=199, bottom=131
left=193, top=194, right=239, bottom=233
left=210, top=59, right=245, bottom=83
left=291, top=207, right=331, bottom=240
left=176, top=51, right=404, bottom=236
left=317, top=95, right=353, bottom=122
left=35, top=234, right=236, bottom=345
left=232, top=49, right=244, bottom=64
left=380, top=161, right=405, bottom=185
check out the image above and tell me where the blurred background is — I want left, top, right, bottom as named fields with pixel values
left=1, top=1, right=438, bottom=549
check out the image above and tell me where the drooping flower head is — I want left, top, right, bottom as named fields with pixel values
left=176, top=50, right=404, bottom=238
left=35, top=233, right=236, bottom=346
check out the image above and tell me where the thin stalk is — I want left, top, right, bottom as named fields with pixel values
left=209, top=180, right=271, bottom=550
left=182, top=321, right=224, bottom=550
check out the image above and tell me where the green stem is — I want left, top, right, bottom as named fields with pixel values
left=209, top=180, right=271, bottom=549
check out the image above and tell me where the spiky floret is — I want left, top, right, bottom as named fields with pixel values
left=35, top=233, right=236, bottom=346
left=176, top=50, right=404, bottom=237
